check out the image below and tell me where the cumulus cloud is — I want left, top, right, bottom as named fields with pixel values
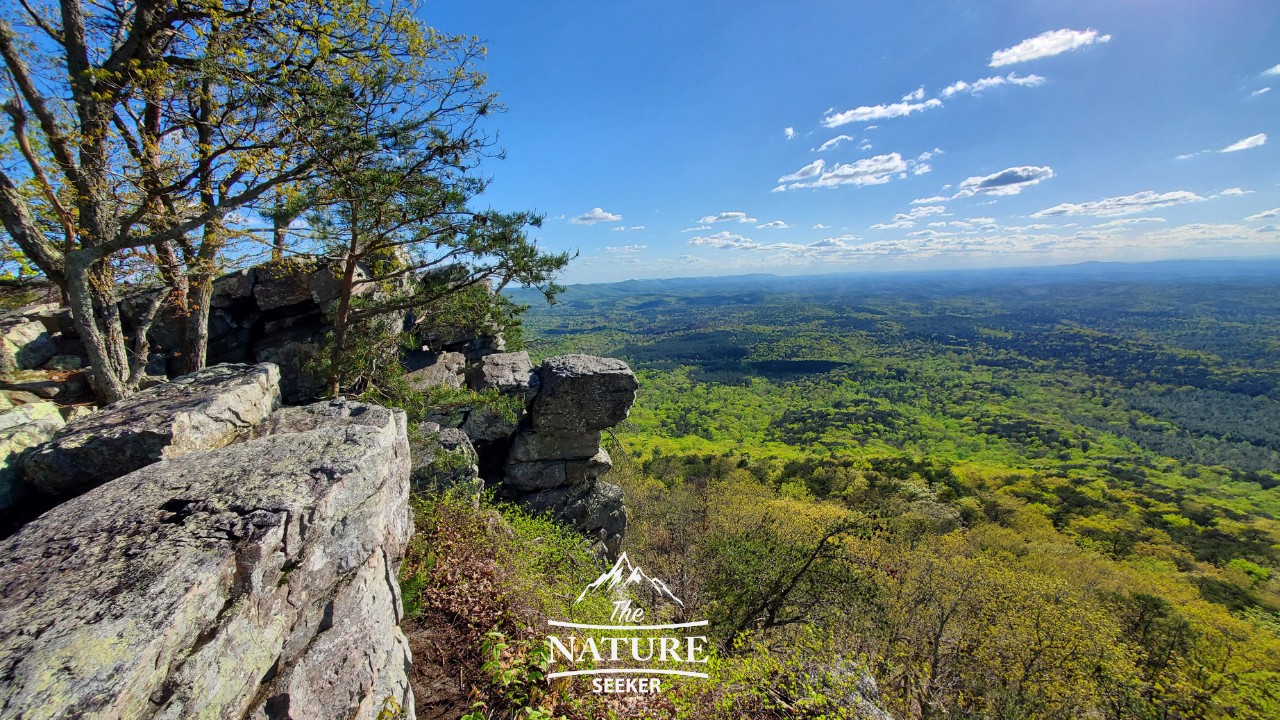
left=1218, top=188, right=1252, bottom=196
left=784, top=127, right=796, bottom=140
left=610, top=225, right=646, bottom=232
left=822, top=98, right=942, bottom=128
left=569, top=207, right=622, bottom=225
left=990, top=28, right=1112, bottom=67
left=1245, top=208, right=1280, bottom=221
left=688, top=231, right=760, bottom=250
left=699, top=211, right=758, bottom=224
left=1221, top=133, right=1267, bottom=152
left=813, top=223, right=830, bottom=229
left=756, top=220, right=790, bottom=229
left=779, top=152, right=925, bottom=190
left=912, top=195, right=949, bottom=204
left=871, top=221, right=914, bottom=230
left=1094, top=217, right=1166, bottom=228
left=954, top=166, right=1055, bottom=198
left=1032, top=190, right=1207, bottom=218
left=816, top=135, right=856, bottom=152
left=778, top=159, right=825, bottom=183
left=940, top=72, right=1045, bottom=98
left=605, top=244, right=647, bottom=253
left=902, top=87, right=926, bottom=102
left=1264, top=64, right=1280, bottom=76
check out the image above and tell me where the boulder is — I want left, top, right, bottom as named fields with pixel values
left=40, top=354, right=82, bottom=371
left=20, top=302, right=76, bottom=337
left=0, top=320, right=56, bottom=373
left=531, top=354, right=637, bottom=433
left=409, top=426, right=482, bottom=503
left=517, top=479, right=626, bottom=559
left=459, top=404, right=521, bottom=443
left=508, top=430, right=602, bottom=463
left=405, top=351, right=466, bottom=390
left=503, top=451, right=611, bottom=493
left=211, top=267, right=256, bottom=307
left=504, top=461, right=568, bottom=492
left=256, top=341, right=323, bottom=405
left=0, top=401, right=64, bottom=519
left=0, top=369, right=88, bottom=399
left=22, top=363, right=281, bottom=497
left=308, top=262, right=371, bottom=305
left=0, top=407, right=414, bottom=719
left=468, top=351, right=539, bottom=401
left=254, top=259, right=320, bottom=310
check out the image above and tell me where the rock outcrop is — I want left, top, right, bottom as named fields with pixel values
left=0, top=320, right=56, bottom=373
left=0, top=398, right=64, bottom=532
left=497, top=354, right=637, bottom=559
left=22, top=363, right=281, bottom=498
left=0, top=394, right=415, bottom=719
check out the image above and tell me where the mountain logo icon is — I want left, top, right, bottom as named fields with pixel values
left=573, top=552, right=685, bottom=608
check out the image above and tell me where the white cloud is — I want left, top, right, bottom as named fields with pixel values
left=816, top=134, right=856, bottom=152
left=1094, top=217, right=1166, bottom=228
left=680, top=225, right=712, bottom=233
left=940, top=72, right=1045, bottom=98
left=688, top=231, right=760, bottom=250
left=569, top=207, right=622, bottom=225
left=1221, top=133, right=1267, bottom=152
left=912, top=195, right=950, bottom=204
left=778, top=159, right=825, bottom=183
left=756, top=220, right=790, bottom=229
left=954, top=166, right=1055, bottom=198
left=1032, top=190, right=1206, bottom=218
left=699, top=211, right=758, bottom=224
left=1175, top=150, right=1209, bottom=161
left=901, top=205, right=949, bottom=220
left=1264, top=64, right=1280, bottom=76
left=822, top=98, right=942, bottom=128
left=858, top=139, right=873, bottom=150
left=1245, top=208, right=1280, bottom=221
left=812, top=223, right=830, bottom=229
left=784, top=127, right=796, bottom=140
left=1251, top=87, right=1272, bottom=97
left=1218, top=188, right=1251, bottom=196
left=990, top=28, right=1112, bottom=67
left=780, top=152, right=929, bottom=190
left=610, top=225, right=646, bottom=232
left=871, top=221, right=914, bottom=230
left=902, top=86, right=926, bottom=102
left=605, top=244, right=647, bottom=254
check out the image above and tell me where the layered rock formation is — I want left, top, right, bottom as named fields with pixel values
left=23, top=363, right=281, bottom=498
left=412, top=350, right=637, bottom=559
left=0, top=367, right=415, bottom=719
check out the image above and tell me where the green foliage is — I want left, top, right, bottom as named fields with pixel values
left=513, top=271, right=1280, bottom=719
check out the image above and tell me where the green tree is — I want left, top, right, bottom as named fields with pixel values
left=301, top=42, right=570, bottom=396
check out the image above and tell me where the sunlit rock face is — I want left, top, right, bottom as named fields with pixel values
left=0, top=395, right=415, bottom=719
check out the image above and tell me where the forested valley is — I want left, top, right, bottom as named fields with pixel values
left=510, top=260, right=1280, bottom=719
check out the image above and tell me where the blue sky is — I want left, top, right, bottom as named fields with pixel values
left=428, top=0, right=1279, bottom=284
